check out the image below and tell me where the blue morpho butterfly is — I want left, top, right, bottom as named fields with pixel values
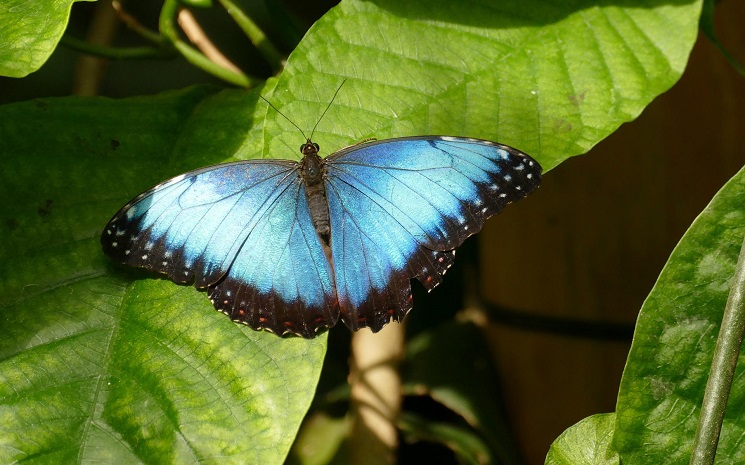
left=101, top=90, right=542, bottom=338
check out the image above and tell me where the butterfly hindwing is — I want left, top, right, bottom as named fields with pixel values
left=324, top=136, right=541, bottom=332
left=208, top=179, right=338, bottom=337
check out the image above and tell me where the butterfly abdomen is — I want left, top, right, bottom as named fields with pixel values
left=301, top=143, right=331, bottom=241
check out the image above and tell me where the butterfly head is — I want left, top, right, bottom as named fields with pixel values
left=300, top=140, right=320, bottom=156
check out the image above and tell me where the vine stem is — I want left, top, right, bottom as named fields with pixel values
left=218, top=0, right=284, bottom=72
left=177, top=9, right=242, bottom=75
left=690, top=232, right=745, bottom=465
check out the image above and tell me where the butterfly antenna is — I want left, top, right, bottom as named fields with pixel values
left=309, top=78, right=347, bottom=141
left=258, top=94, right=308, bottom=140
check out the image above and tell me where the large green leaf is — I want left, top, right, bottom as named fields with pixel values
left=0, top=0, right=703, bottom=462
left=0, top=86, right=328, bottom=464
left=264, top=0, right=701, bottom=171
left=613, top=167, right=745, bottom=462
left=0, top=0, right=92, bottom=78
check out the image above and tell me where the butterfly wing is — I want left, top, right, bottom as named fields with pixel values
left=207, top=179, right=338, bottom=337
left=101, top=160, right=337, bottom=337
left=324, top=136, right=541, bottom=332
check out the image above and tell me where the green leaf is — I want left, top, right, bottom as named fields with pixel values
left=263, top=0, right=702, bottom=171
left=545, top=414, right=619, bottom=465
left=0, top=86, right=327, bottom=464
left=0, top=0, right=93, bottom=78
left=614, top=166, right=745, bottom=463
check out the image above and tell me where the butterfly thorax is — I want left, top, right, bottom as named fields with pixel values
left=300, top=140, right=331, bottom=243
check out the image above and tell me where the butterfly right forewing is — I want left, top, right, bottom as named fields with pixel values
left=323, top=136, right=541, bottom=332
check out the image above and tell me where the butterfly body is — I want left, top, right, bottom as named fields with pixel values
left=300, top=141, right=331, bottom=241
left=102, top=136, right=541, bottom=338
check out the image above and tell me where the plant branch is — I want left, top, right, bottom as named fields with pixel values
left=73, top=0, right=120, bottom=96
left=177, top=8, right=243, bottom=74
left=219, top=0, right=284, bottom=72
left=61, top=36, right=173, bottom=60
left=690, top=232, right=745, bottom=465
left=159, top=0, right=257, bottom=88
left=111, top=0, right=164, bottom=45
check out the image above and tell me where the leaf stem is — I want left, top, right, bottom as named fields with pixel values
left=690, top=232, right=745, bottom=465
left=219, top=0, right=284, bottom=72
left=61, top=35, right=174, bottom=60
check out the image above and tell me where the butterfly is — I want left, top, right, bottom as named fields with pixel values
left=102, top=130, right=541, bottom=338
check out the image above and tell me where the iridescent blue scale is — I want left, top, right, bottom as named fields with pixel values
left=101, top=135, right=541, bottom=338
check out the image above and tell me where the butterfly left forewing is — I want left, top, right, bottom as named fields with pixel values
left=207, top=178, right=338, bottom=337
left=102, top=160, right=338, bottom=337
left=102, top=161, right=299, bottom=286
